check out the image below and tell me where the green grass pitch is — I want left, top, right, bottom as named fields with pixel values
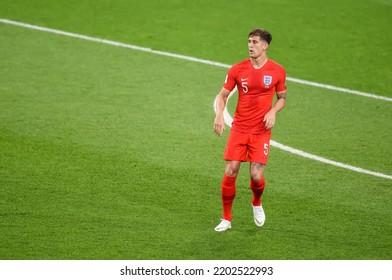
left=0, top=0, right=391, bottom=260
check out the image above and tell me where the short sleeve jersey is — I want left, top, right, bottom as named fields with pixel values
left=223, top=59, right=287, bottom=134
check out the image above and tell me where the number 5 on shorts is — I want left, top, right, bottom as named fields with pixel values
left=264, top=143, right=269, bottom=155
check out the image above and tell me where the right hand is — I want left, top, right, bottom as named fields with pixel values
left=214, top=115, right=225, bottom=136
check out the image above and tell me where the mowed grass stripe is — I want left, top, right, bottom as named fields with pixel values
left=1, top=18, right=391, bottom=180
left=1, top=18, right=391, bottom=103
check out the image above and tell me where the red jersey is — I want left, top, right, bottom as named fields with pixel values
left=223, top=59, right=287, bottom=134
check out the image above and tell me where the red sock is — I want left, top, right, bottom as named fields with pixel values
left=221, top=174, right=236, bottom=221
left=250, top=177, right=265, bottom=206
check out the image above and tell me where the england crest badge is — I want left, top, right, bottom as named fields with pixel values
left=263, top=75, right=272, bottom=87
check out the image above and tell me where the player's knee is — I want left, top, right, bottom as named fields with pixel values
left=225, top=161, right=240, bottom=177
left=250, top=162, right=265, bottom=182
left=250, top=172, right=263, bottom=183
left=225, top=168, right=239, bottom=177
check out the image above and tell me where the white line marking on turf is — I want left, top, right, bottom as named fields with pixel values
left=286, top=77, right=392, bottom=102
left=270, top=141, right=392, bottom=180
left=1, top=18, right=391, bottom=179
left=1, top=18, right=391, bottom=102
left=214, top=89, right=392, bottom=180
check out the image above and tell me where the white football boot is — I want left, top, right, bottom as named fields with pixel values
left=252, top=204, right=265, bottom=227
left=214, top=219, right=232, bottom=232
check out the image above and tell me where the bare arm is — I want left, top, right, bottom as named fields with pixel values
left=263, top=90, right=287, bottom=130
left=214, top=87, right=231, bottom=136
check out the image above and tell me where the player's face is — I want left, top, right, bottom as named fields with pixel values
left=248, top=36, right=268, bottom=59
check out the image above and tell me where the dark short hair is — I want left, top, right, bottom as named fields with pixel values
left=248, top=28, right=272, bottom=45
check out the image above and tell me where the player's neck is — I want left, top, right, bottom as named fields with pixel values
left=250, top=55, right=268, bottom=69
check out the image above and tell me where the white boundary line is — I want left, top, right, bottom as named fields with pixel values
left=1, top=18, right=391, bottom=102
left=1, top=18, right=391, bottom=180
left=285, top=77, right=392, bottom=102
left=270, top=140, right=392, bottom=179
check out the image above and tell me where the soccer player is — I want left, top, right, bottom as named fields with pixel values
left=214, top=28, right=287, bottom=232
